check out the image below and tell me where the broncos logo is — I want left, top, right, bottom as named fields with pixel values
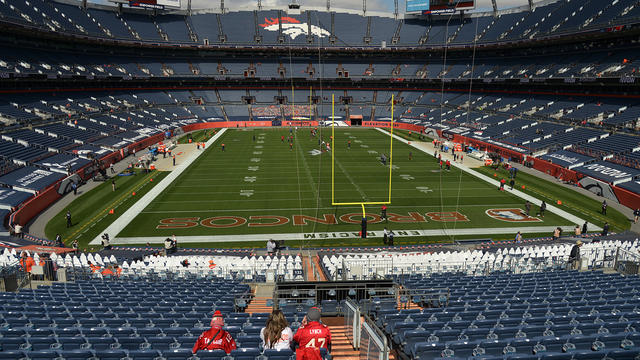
left=260, top=17, right=331, bottom=40
left=486, top=208, right=542, bottom=222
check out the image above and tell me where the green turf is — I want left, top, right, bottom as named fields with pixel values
left=177, top=129, right=216, bottom=144
left=44, top=169, right=168, bottom=250
left=392, top=129, right=432, bottom=143
left=473, top=166, right=631, bottom=233
left=117, top=128, right=572, bottom=245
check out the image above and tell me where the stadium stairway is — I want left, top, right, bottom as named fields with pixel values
left=302, top=255, right=317, bottom=281
left=246, top=285, right=274, bottom=314
left=322, top=317, right=361, bottom=360
left=245, top=296, right=273, bottom=314
left=313, top=255, right=328, bottom=281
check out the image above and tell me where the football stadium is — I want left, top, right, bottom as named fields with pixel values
left=1, top=0, right=640, bottom=358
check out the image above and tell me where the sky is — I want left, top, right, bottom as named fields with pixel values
left=90, top=0, right=530, bottom=12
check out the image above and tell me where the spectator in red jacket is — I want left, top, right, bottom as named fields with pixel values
left=192, top=310, right=237, bottom=354
left=293, top=307, right=331, bottom=360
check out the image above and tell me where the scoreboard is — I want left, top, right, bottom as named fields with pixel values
left=406, top=0, right=475, bottom=14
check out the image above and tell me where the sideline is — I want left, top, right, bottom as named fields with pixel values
left=376, top=128, right=601, bottom=231
left=89, top=129, right=227, bottom=245
left=106, top=225, right=574, bottom=244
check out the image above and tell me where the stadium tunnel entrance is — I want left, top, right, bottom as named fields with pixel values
left=350, top=115, right=363, bottom=126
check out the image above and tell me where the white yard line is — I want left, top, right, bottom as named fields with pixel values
left=377, top=128, right=602, bottom=231
left=110, top=226, right=575, bottom=245
left=334, top=156, right=370, bottom=202
left=89, top=129, right=227, bottom=245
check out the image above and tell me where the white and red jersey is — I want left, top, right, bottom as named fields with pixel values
left=192, top=327, right=237, bottom=354
left=293, top=321, right=331, bottom=360
left=260, top=326, right=294, bottom=350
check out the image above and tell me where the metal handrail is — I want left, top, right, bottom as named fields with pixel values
left=361, top=312, right=389, bottom=360
left=614, top=248, right=640, bottom=275
left=343, top=297, right=360, bottom=350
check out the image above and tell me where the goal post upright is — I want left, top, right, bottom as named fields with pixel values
left=388, top=94, right=394, bottom=204
left=331, top=93, right=335, bottom=205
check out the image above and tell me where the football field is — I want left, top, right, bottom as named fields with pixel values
left=112, top=127, right=575, bottom=246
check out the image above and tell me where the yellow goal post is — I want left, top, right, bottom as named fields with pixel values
left=330, top=93, right=395, bottom=217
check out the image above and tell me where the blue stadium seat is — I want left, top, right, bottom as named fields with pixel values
left=85, top=336, right=120, bottom=350
left=94, top=349, right=128, bottom=360
left=230, top=348, right=261, bottom=360
left=164, top=327, right=191, bottom=337
left=505, top=355, right=539, bottom=360
left=23, top=350, right=61, bottom=360
left=540, top=338, right=568, bottom=354
left=571, top=351, right=609, bottom=360
left=127, top=349, right=163, bottom=359
left=447, top=341, right=477, bottom=357
left=176, top=336, right=198, bottom=349
left=59, top=349, right=97, bottom=360
left=110, top=328, right=136, bottom=338
left=509, top=338, right=535, bottom=354
left=479, top=340, right=511, bottom=356
left=137, top=328, right=165, bottom=337
left=564, top=335, right=597, bottom=352
left=236, top=335, right=261, bottom=348
left=413, top=343, right=446, bottom=359
left=463, top=328, right=492, bottom=341
left=115, top=336, right=149, bottom=350
left=146, top=336, right=176, bottom=351
left=607, top=349, right=640, bottom=360
left=321, top=300, right=338, bottom=314
left=0, top=351, right=26, bottom=359
left=262, top=348, right=294, bottom=360
left=195, top=349, right=228, bottom=360
left=597, top=333, right=627, bottom=350
left=83, top=327, right=109, bottom=337
left=29, top=328, right=55, bottom=337
left=28, top=337, right=61, bottom=351
left=540, top=354, right=573, bottom=360
left=0, top=337, right=29, bottom=350
left=242, top=325, right=263, bottom=336
left=163, top=348, right=196, bottom=360
left=55, top=328, right=82, bottom=337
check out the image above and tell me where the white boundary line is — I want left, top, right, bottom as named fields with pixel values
left=89, top=129, right=227, bottom=245
left=110, top=226, right=575, bottom=244
left=376, top=128, right=601, bottom=232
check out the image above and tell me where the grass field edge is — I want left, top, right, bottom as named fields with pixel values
left=90, top=129, right=228, bottom=245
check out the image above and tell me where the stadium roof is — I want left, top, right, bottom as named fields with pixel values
left=85, top=0, right=537, bottom=16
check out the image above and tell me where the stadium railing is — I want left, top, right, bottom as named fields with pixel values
left=0, top=264, right=28, bottom=292
left=581, top=246, right=618, bottom=270
left=360, top=313, right=390, bottom=360
left=614, top=247, right=640, bottom=275
left=233, top=287, right=254, bottom=312
left=344, top=297, right=361, bottom=350
left=339, top=256, right=569, bottom=281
